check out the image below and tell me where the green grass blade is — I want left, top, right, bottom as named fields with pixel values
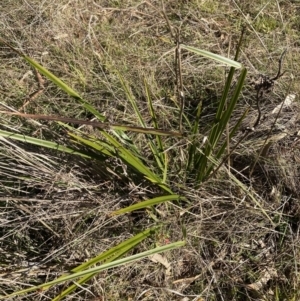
left=194, top=65, right=246, bottom=184
left=181, top=45, right=242, bottom=68
left=214, top=67, right=236, bottom=134
left=206, top=30, right=245, bottom=150
left=182, top=38, right=246, bottom=185
left=12, top=42, right=136, bottom=148
left=112, top=194, right=182, bottom=215
left=195, top=69, right=247, bottom=184
left=21, top=55, right=107, bottom=122
left=64, top=124, right=146, bottom=161
left=228, top=173, right=275, bottom=225
left=144, top=80, right=161, bottom=132
left=101, top=131, right=172, bottom=193
left=23, top=56, right=81, bottom=98
left=117, top=73, right=153, bottom=151
left=144, top=79, right=166, bottom=175
left=74, top=228, right=156, bottom=272
left=110, top=125, right=182, bottom=136
left=216, top=68, right=247, bottom=139
left=69, top=131, right=173, bottom=193
left=0, top=129, right=92, bottom=158
left=187, top=101, right=202, bottom=171
left=216, top=106, right=250, bottom=160
left=68, top=132, right=119, bottom=157
left=119, top=74, right=145, bottom=127
left=185, top=55, right=241, bottom=183
left=119, top=75, right=169, bottom=179
left=205, top=67, right=247, bottom=156
left=203, top=107, right=249, bottom=181
left=205, top=65, right=241, bottom=157
left=50, top=227, right=156, bottom=300
left=162, top=152, right=168, bottom=184
left=0, top=241, right=185, bottom=300
left=3, top=41, right=133, bottom=148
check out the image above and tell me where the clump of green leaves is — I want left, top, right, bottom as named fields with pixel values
left=0, top=36, right=247, bottom=300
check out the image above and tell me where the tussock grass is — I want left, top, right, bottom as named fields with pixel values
left=1, top=0, right=300, bottom=300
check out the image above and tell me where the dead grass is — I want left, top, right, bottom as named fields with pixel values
left=1, top=0, right=300, bottom=300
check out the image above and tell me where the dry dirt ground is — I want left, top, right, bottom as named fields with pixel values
left=0, top=1, right=300, bottom=300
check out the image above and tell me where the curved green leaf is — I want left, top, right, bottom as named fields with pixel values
left=181, top=44, right=242, bottom=68
left=0, top=241, right=185, bottom=300
left=0, top=129, right=91, bottom=158
left=50, top=227, right=156, bottom=301
left=112, top=194, right=182, bottom=215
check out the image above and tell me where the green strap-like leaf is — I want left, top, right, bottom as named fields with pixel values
left=0, top=241, right=185, bottom=300
left=0, top=130, right=92, bottom=158
left=50, top=227, right=156, bottom=300
left=181, top=45, right=242, bottom=68
left=112, top=194, right=182, bottom=215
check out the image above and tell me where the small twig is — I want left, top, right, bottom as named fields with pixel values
left=251, top=49, right=287, bottom=129
left=226, top=35, right=233, bottom=174
left=249, top=90, right=291, bottom=177
left=270, top=49, right=287, bottom=81
left=253, top=88, right=263, bottom=128
left=161, top=4, right=184, bottom=133
left=20, top=69, right=45, bottom=111
left=174, top=27, right=184, bottom=133
left=161, top=1, right=175, bottom=39
left=249, top=50, right=288, bottom=176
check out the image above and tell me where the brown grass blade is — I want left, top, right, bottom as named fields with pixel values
left=0, top=111, right=183, bottom=137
